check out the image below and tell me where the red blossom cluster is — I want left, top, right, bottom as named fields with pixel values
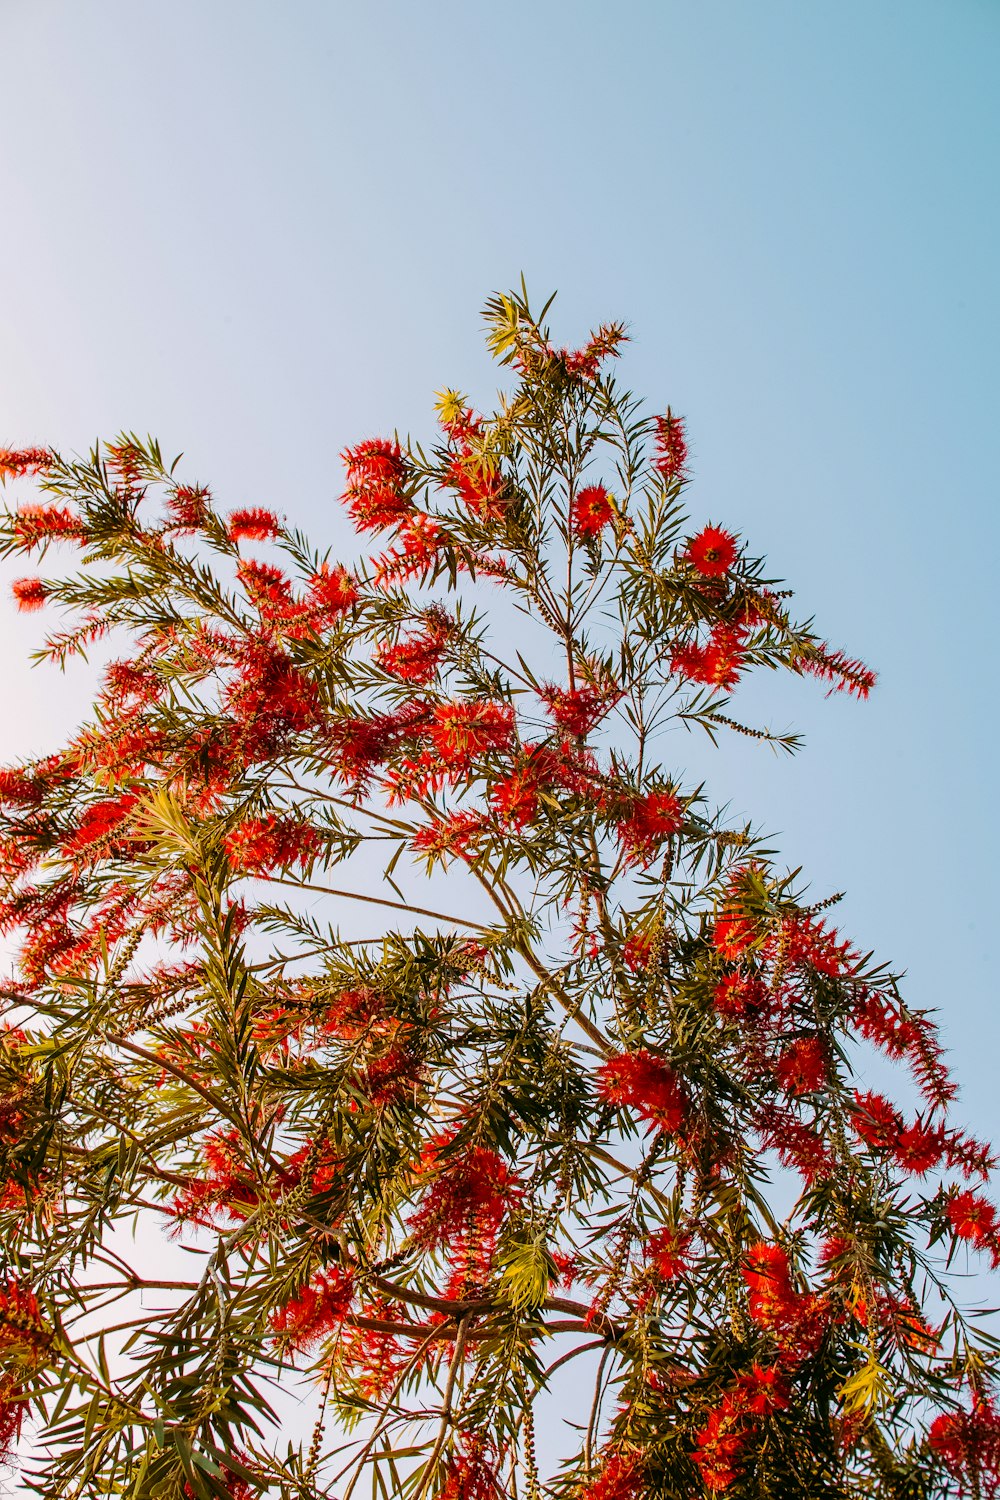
left=570, top=484, right=615, bottom=539
left=60, top=792, right=140, bottom=863
left=646, top=1225, right=694, bottom=1282
left=672, top=623, right=748, bottom=690
left=227, top=506, right=281, bottom=542
left=439, top=1435, right=504, bottom=1500
left=692, top=1362, right=789, bottom=1492
left=596, top=1050, right=689, bottom=1134
left=341, top=438, right=412, bottom=533
left=270, top=1266, right=355, bottom=1351
left=615, top=790, right=684, bottom=865
left=928, top=1396, right=1000, bottom=1495
left=224, top=814, right=320, bottom=875
left=652, top=411, right=688, bottom=483
left=165, top=483, right=211, bottom=533
left=742, top=1242, right=829, bottom=1361
left=10, top=505, right=85, bottom=550
left=578, top=1449, right=645, bottom=1500
left=375, top=609, right=453, bottom=684
left=489, top=739, right=600, bottom=829
left=851, top=1091, right=993, bottom=1182
left=171, top=1129, right=263, bottom=1227
left=687, top=525, right=738, bottom=578
left=0, top=449, right=53, bottom=482
left=11, top=577, right=49, bottom=612
left=410, top=1134, right=522, bottom=1297
left=539, top=681, right=621, bottom=738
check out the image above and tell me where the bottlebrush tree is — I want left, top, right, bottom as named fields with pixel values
left=0, top=286, right=997, bottom=1500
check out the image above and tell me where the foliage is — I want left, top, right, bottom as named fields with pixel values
left=0, top=287, right=996, bottom=1498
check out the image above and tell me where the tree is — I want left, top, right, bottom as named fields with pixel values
left=0, top=285, right=996, bottom=1499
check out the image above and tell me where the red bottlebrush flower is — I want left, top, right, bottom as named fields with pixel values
left=743, top=1242, right=829, bottom=1358
left=307, top=563, right=359, bottom=623
left=165, top=484, right=211, bottom=533
left=409, top=1136, right=522, bottom=1282
left=227, top=506, right=281, bottom=542
left=713, top=911, right=757, bottom=961
left=623, top=933, right=654, bottom=972
left=428, top=700, right=515, bottom=764
left=781, top=913, right=855, bottom=978
left=757, top=1106, right=835, bottom=1188
left=439, top=1436, right=504, bottom=1500
left=376, top=612, right=451, bottom=684
left=652, top=410, right=688, bottom=483
left=570, top=484, right=615, bottom=539
left=101, top=659, right=164, bottom=709
left=224, top=815, right=320, bottom=875
left=11, top=504, right=85, bottom=550
left=372, top=512, right=446, bottom=587
left=540, top=681, right=621, bottom=737
left=0, top=447, right=53, bottom=482
left=271, top=1267, right=355, bottom=1351
left=646, top=1226, right=693, bottom=1282
left=444, top=453, right=508, bottom=520
left=578, top=1450, right=644, bottom=1500
left=411, top=809, right=488, bottom=862
left=851, top=1091, right=904, bottom=1153
left=105, top=441, right=144, bottom=487
left=61, top=792, right=139, bottom=860
left=928, top=1398, right=1000, bottom=1497
left=597, top=1049, right=688, bottom=1134
left=11, top=577, right=50, bottom=612
left=893, top=1119, right=946, bottom=1176
left=672, top=622, right=748, bottom=691
left=616, top=790, right=683, bottom=864
left=947, top=1190, right=998, bottom=1250
left=773, top=1035, right=828, bottom=1096
left=687, top=525, right=738, bottom=577
left=794, top=641, right=876, bottom=701
left=172, top=1128, right=261, bottom=1226
left=0, top=768, right=44, bottom=807
left=341, top=438, right=413, bottom=533
left=713, top=972, right=763, bottom=1018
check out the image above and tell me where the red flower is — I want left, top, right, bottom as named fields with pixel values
left=947, top=1190, right=998, bottom=1251
left=225, top=815, right=320, bottom=875
left=570, top=485, right=614, bottom=538
left=540, top=682, right=621, bottom=737
left=773, top=1035, right=828, bottom=1096
left=61, top=793, right=139, bottom=860
left=341, top=438, right=413, bottom=533
left=646, top=1226, right=693, bottom=1281
left=671, top=623, right=747, bottom=689
left=597, top=1050, right=688, bottom=1133
left=11, top=505, right=85, bottom=550
left=851, top=1091, right=904, bottom=1153
left=444, top=453, right=508, bottom=520
left=928, top=1398, right=1000, bottom=1496
left=616, top=790, right=683, bottom=864
left=227, top=507, right=281, bottom=542
left=376, top=612, right=451, bottom=684
left=307, top=563, right=359, bottom=623
left=428, top=700, right=515, bottom=765
left=0, top=448, right=53, bottom=481
left=713, top=972, right=763, bottom=1018
left=271, top=1267, right=355, bottom=1351
left=11, top=577, right=49, bottom=612
left=578, top=1450, right=644, bottom=1500
left=687, top=525, right=738, bottom=577
left=652, top=411, right=688, bottom=483
left=166, top=484, right=211, bottom=532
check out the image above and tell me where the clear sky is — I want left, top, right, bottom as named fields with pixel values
left=1, top=0, right=998, bottom=1474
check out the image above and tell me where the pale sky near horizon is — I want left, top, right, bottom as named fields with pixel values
left=1, top=0, right=998, bottom=1481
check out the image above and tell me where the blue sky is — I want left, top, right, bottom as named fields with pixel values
left=1, top=0, right=998, bottom=1470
